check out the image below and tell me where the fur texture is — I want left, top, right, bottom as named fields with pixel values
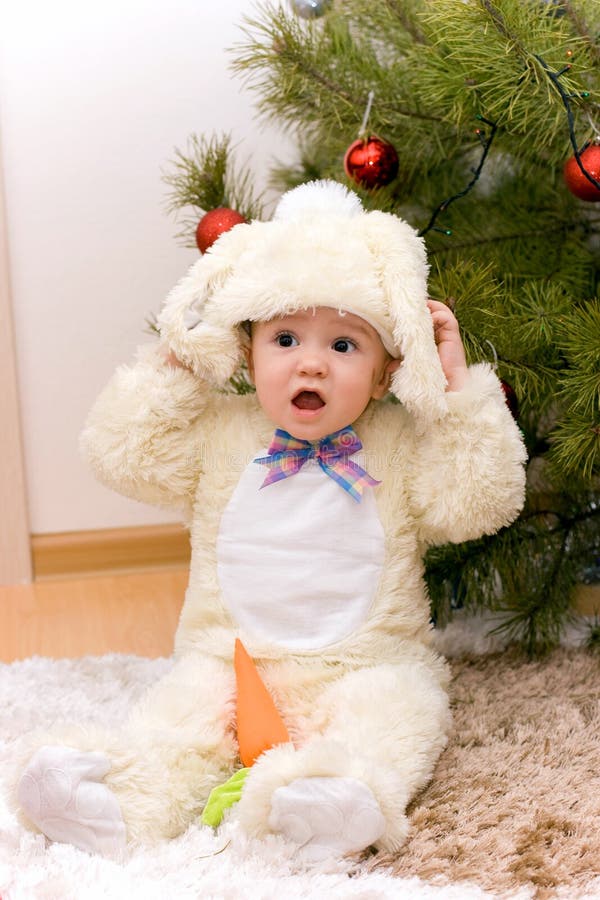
left=76, top=351, right=526, bottom=849
left=157, top=180, right=448, bottom=423
left=4, top=645, right=599, bottom=898
left=15, top=181, right=528, bottom=857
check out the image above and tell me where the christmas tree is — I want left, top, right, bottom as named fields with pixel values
left=163, top=0, right=600, bottom=655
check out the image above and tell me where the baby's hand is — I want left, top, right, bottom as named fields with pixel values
left=159, top=345, right=192, bottom=372
left=427, top=299, right=468, bottom=392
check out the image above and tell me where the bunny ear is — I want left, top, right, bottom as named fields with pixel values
left=157, top=181, right=448, bottom=420
left=156, top=222, right=252, bottom=385
left=360, top=210, right=448, bottom=423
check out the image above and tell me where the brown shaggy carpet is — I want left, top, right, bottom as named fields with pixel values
left=2, top=647, right=599, bottom=897
left=371, top=647, right=600, bottom=898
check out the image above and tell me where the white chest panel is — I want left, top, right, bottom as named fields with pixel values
left=216, top=454, right=385, bottom=651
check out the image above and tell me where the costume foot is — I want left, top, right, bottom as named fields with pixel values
left=17, top=745, right=126, bottom=856
left=268, top=776, right=385, bottom=861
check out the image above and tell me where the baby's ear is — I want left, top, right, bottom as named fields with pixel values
left=371, top=357, right=401, bottom=400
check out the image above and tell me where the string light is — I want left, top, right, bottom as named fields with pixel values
left=418, top=48, right=597, bottom=237
left=418, top=116, right=497, bottom=238
left=533, top=52, right=600, bottom=192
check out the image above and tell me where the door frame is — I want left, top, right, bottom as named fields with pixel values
left=0, top=135, right=32, bottom=584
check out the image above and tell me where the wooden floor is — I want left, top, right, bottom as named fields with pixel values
left=2, top=568, right=597, bottom=665
left=0, top=567, right=188, bottom=663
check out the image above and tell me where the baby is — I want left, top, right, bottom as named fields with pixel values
left=16, top=180, right=526, bottom=861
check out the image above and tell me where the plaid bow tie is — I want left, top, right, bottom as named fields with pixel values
left=255, top=426, right=380, bottom=503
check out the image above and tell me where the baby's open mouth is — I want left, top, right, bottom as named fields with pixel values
left=292, top=390, right=325, bottom=411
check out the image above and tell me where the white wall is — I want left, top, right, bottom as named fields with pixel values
left=0, top=0, right=294, bottom=533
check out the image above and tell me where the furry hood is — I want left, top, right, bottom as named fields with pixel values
left=158, top=180, right=448, bottom=421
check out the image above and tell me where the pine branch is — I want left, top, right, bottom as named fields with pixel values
left=381, top=0, right=427, bottom=44
left=562, top=0, right=600, bottom=64
left=419, top=117, right=497, bottom=236
left=232, top=4, right=443, bottom=134
left=549, top=412, right=600, bottom=479
left=169, top=0, right=600, bottom=656
left=478, top=0, right=528, bottom=58
left=429, top=221, right=594, bottom=255
left=162, top=133, right=263, bottom=246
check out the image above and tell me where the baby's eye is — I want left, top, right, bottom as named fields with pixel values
left=332, top=338, right=357, bottom=353
left=275, top=332, right=298, bottom=348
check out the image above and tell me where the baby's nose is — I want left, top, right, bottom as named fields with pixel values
left=297, top=351, right=328, bottom=376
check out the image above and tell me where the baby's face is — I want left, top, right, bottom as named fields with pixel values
left=246, top=307, right=399, bottom=441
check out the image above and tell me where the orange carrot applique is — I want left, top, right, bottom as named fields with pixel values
left=201, top=639, right=291, bottom=827
left=234, top=638, right=290, bottom=766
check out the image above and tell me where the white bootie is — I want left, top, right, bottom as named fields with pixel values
left=17, top=745, right=126, bottom=856
left=269, top=776, right=385, bottom=861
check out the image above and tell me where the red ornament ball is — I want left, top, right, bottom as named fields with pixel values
left=195, top=207, right=247, bottom=254
left=344, top=135, right=399, bottom=189
left=563, top=144, right=600, bottom=202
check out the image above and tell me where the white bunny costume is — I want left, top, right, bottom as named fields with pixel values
left=16, top=181, right=526, bottom=860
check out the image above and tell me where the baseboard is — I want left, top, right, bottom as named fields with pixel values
left=31, top=526, right=600, bottom=615
left=31, top=524, right=191, bottom=580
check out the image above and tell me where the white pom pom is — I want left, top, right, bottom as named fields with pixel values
left=273, top=179, right=363, bottom=222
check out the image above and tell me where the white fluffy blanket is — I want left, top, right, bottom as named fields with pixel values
left=3, top=615, right=597, bottom=900
left=0, top=653, right=503, bottom=900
